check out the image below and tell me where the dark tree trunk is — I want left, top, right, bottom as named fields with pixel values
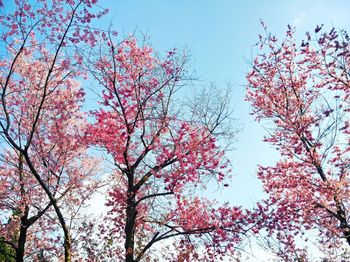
left=16, top=154, right=28, bottom=262
left=125, top=189, right=137, bottom=262
left=16, top=213, right=28, bottom=262
left=64, top=234, right=72, bottom=262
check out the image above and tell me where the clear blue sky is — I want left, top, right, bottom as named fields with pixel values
left=95, top=0, right=350, bottom=207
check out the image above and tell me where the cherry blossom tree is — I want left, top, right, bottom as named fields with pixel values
left=247, top=24, right=350, bottom=258
left=0, top=0, right=106, bottom=261
left=85, top=36, right=248, bottom=261
left=0, top=1, right=252, bottom=261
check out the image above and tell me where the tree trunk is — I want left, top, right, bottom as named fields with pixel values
left=64, top=234, right=72, bottom=262
left=16, top=215, right=28, bottom=262
left=344, top=229, right=350, bottom=246
left=53, top=203, right=71, bottom=262
left=334, top=197, right=350, bottom=246
left=125, top=189, right=137, bottom=262
left=21, top=153, right=72, bottom=262
left=16, top=154, right=28, bottom=262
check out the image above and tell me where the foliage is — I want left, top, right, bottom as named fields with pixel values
left=0, top=0, right=105, bottom=261
left=247, top=23, right=350, bottom=258
left=81, top=36, right=246, bottom=261
left=0, top=1, right=246, bottom=261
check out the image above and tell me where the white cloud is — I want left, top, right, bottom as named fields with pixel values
left=293, top=12, right=307, bottom=27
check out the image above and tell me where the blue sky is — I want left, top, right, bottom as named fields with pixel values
left=95, top=0, right=350, bottom=207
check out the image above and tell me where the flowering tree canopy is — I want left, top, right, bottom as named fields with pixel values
left=0, top=1, right=250, bottom=261
left=0, top=0, right=106, bottom=261
left=247, top=24, right=350, bottom=258
left=84, top=37, right=248, bottom=261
